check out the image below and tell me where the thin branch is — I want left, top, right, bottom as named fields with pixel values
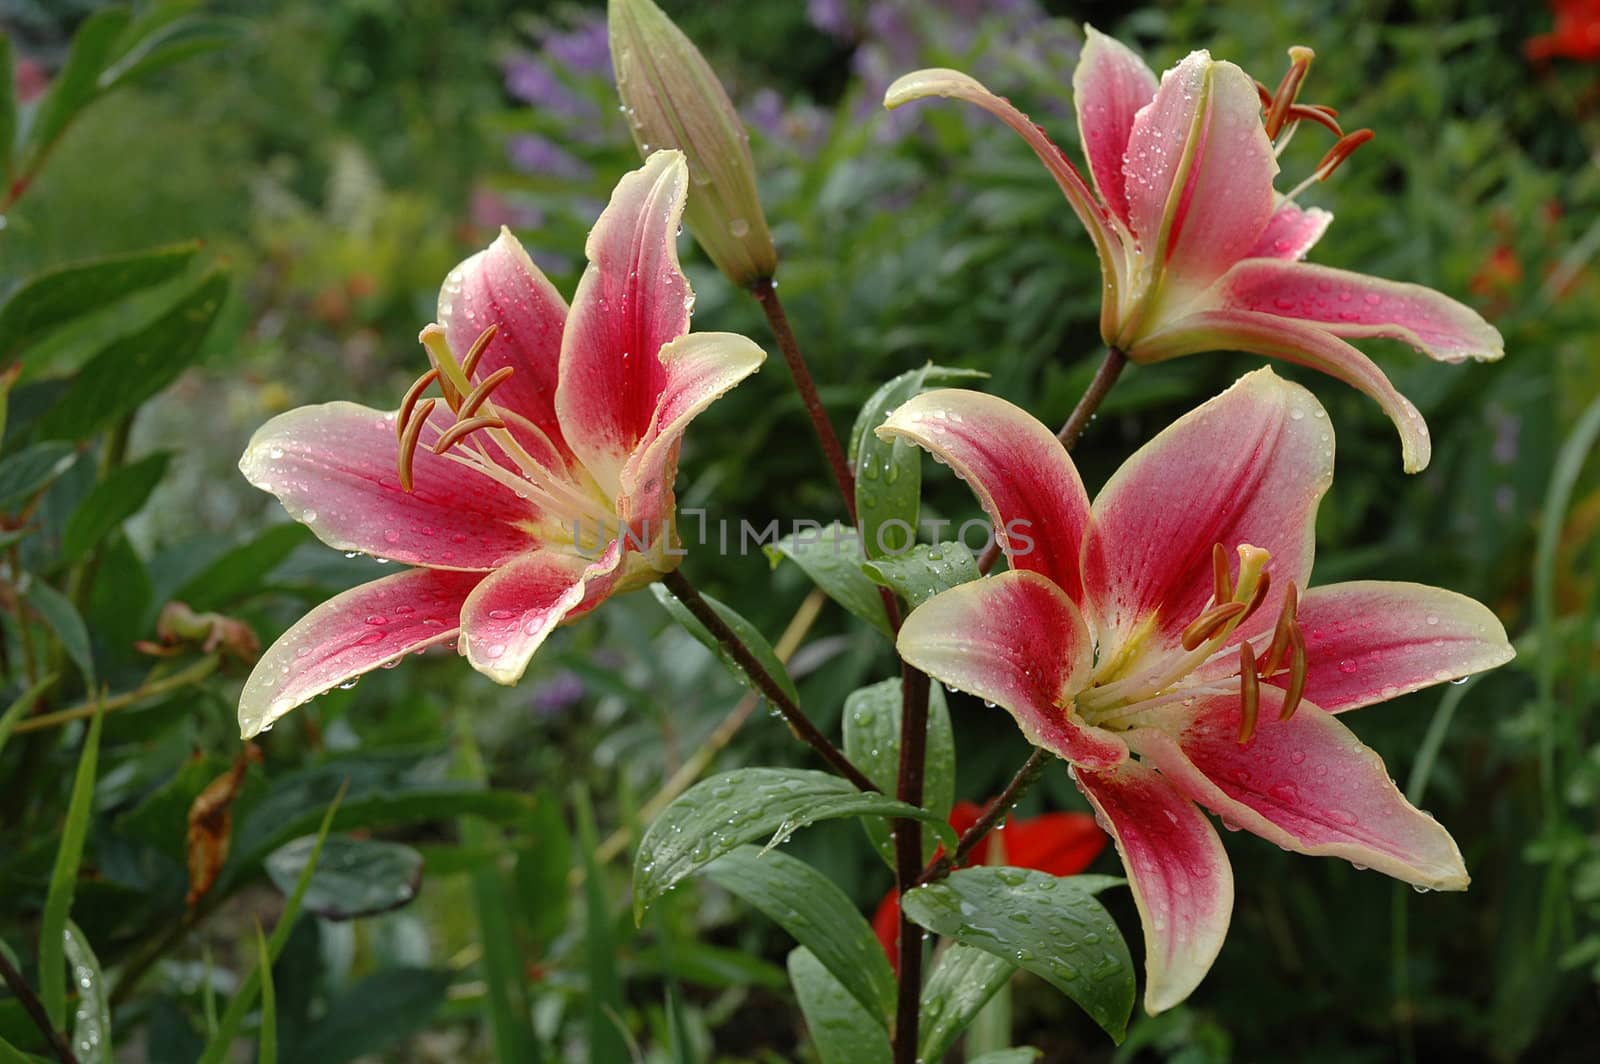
left=977, top=346, right=1128, bottom=574
left=661, top=570, right=877, bottom=792
left=0, top=942, right=78, bottom=1064
left=915, top=747, right=1053, bottom=889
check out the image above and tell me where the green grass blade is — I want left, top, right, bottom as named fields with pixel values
left=39, top=700, right=103, bottom=1029
left=255, top=924, right=276, bottom=1064
left=196, top=782, right=345, bottom=1064
left=575, top=785, right=628, bottom=1063
left=62, top=919, right=109, bottom=1063
left=0, top=674, right=56, bottom=759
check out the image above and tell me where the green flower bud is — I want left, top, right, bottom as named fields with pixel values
left=608, top=0, right=777, bottom=286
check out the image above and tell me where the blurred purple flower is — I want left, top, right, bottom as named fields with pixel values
left=533, top=669, right=586, bottom=717
left=504, top=53, right=596, bottom=122
left=471, top=185, right=543, bottom=231
left=808, top=0, right=856, bottom=39
left=543, top=17, right=612, bottom=77
left=507, top=133, right=592, bottom=180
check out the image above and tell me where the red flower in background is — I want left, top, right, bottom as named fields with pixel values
left=872, top=801, right=1107, bottom=966
left=1527, top=0, right=1600, bottom=61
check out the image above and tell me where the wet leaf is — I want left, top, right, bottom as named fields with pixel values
left=919, top=943, right=1015, bottom=1062
left=264, top=834, right=424, bottom=921
left=786, top=948, right=891, bottom=1064
left=842, top=678, right=956, bottom=867
left=863, top=540, right=980, bottom=611
left=766, top=522, right=891, bottom=635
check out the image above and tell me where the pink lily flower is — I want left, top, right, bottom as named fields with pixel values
left=235, top=151, right=764, bottom=738
left=885, top=28, right=1504, bottom=472
left=879, top=369, right=1514, bottom=1013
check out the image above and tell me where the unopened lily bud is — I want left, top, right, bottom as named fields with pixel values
left=608, top=0, right=777, bottom=286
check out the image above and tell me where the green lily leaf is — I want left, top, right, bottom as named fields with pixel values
left=842, top=678, right=956, bottom=867
left=786, top=948, right=891, bottom=1064
left=264, top=835, right=424, bottom=921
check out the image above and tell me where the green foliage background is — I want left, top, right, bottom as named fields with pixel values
left=1, top=0, right=1597, bottom=1060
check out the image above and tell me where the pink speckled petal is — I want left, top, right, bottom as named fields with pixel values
left=1130, top=689, right=1469, bottom=890
left=238, top=568, right=483, bottom=737
left=1245, top=201, right=1333, bottom=261
left=1216, top=260, right=1504, bottom=363
left=897, top=571, right=1126, bottom=770
left=1075, top=761, right=1233, bottom=1014
left=556, top=151, right=693, bottom=495
left=238, top=401, right=535, bottom=569
left=1082, top=369, right=1329, bottom=655
left=1074, top=26, right=1158, bottom=225
left=458, top=540, right=625, bottom=685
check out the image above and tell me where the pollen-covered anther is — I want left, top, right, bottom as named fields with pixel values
left=1286, top=102, right=1343, bottom=137
left=396, top=368, right=440, bottom=441
left=1279, top=620, right=1309, bottom=721
left=1315, top=128, right=1375, bottom=182
left=397, top=397, right=438, bottom=492
left=431, top=415, right=507, bottom=456
left=1261, top=581, right=1300, bottom=677
left=460, top=323, right=500, bottom=379
left=1238, top=641, right=1261, bottom=744
left=1180, top=601, right=1248, bottom=651
left=456, top=366, right=515, bottom=421
left=1264, top=45, right=1316, bottom=139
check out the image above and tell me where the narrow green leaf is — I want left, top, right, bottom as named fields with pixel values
left=651, top=583, right=799, bottom=705
left=786, top=948, right=891, bottom=1064
left=863, top=541, right=980, bottom=611
left=262, top=835, right=422, bottom=921
left=765, top=522, right=891, bottom=635
left=918, top=943, right=1016, bottom=1062
left=61, top=452, right=170, bottom=563
left=513, top=790, right=572, bottom=946
left=900, top=868, right=1133, bottom=1042
left=0, top=674, right=56, bottom=759
left=849, top=363, right=985, bottom=559
left=197, top=786, right=344, bottom=1064
left=254, top=925, right=275, bottom=1064
left=172, top=522, right=310, bottom=612
left=40, top=704, right=103, bottom=1029
left=99, top=13, right=240, bottom=90
left=22, top=578, right=93, bottom=688
left=0, top=443, right=77, bottom=508
left=842, top=678, right=956, bottom=866
left=62, top=920, right=109, bottom=1064
left=0, top=243, right=202, bottom=365
left=704, top=846, right=895, bottom=1025
left=458, top=731, right=542, bottom=1064
left=0, top=1034, right=32, bottom=1064
left=633, top=768, right=956, bottom=921
left=0, top=34, right=15, bottom=190
left=575, top=786, right=628, bottom=1064
left=17, top=9, right=132, bottom=176
left=969, top=1050, right=1041, bottom=1063
left=35, top=270, right=228, bottom=441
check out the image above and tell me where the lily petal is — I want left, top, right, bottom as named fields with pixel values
left=999, top=811, right=1109, bottom=876
left=1133, top=308, right=1433, bottom=472
left=1215, top=260, right=1505, bottom=363
left=618, top=331, right=766, bottom=564
left=458, top=540, right=625, bottom=685
left=897, top=571, right=1126, bottom=770
left=1131, top=689, right=1469, bottom=890
left=1122, top=52, right=1277, bottom=293
left=1082, top=368, right=1329, bottom=655
left=239, top=401, right=535, bottom=569
left=885, top=68, right=1126, bottom=286
left=878, top=389, right=1093, bottom=600
left=1280, top=580, right=1514, bottom=712
left=1246, top=201, right=1332, bottom=261
left=238, top=568, right=483, bottom=738
left=438, top=228, right=575, bottom=465
left=1073, top=25, right=1158, bottom=226
left=1075, top=761, right=1233, bottom=1014
left=556, top=151, right=693, bottom=495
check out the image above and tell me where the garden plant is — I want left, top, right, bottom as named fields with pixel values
left=1, top=1, right=1597, bottom=1061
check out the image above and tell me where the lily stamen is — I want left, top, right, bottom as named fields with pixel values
left=396, top=368, right=440, bottom=441
left=456, top=366, right=516, bottom=421
left=1238, top=641, right=1260, bottom=744
left=1181, top=601, right=1248, bottom=651
left=1212, top=541, right=1231, bottom=606
left=1287, top=103, right=1343, bottom=137
left=1313, top=128, right=1374, bottom=182
left=1264, top=45, right=1316, bottom=140
left=1261, top=581, right=1300, bottom=676
left=431, top=415, right=507, bottom=456
left=1240, top=571, right=1273, bottom=624
left=397, top=397, right=438, bottom=492
left=461, top=323, right=499, bottom=380
left=1280, top=621, right=1309, bottom=720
